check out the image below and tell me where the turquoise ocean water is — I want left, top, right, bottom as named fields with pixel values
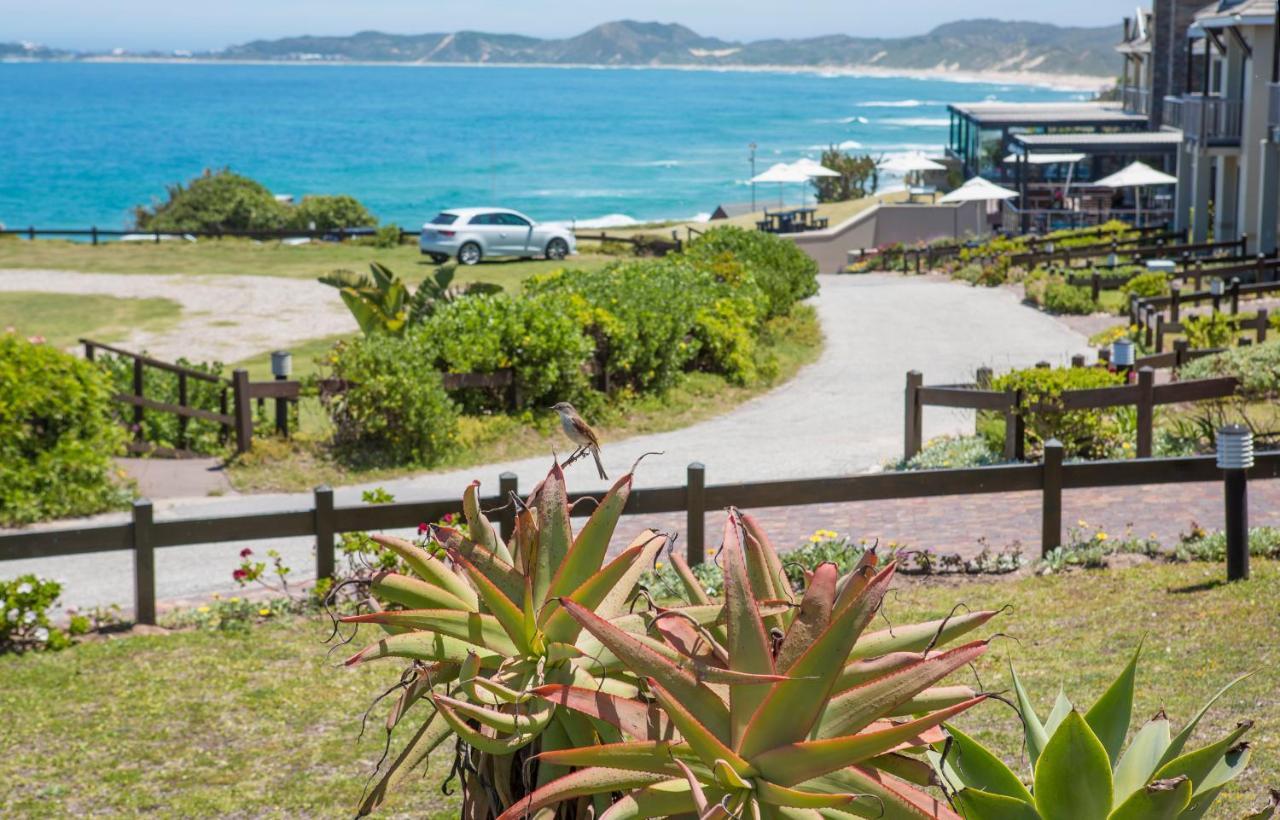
left=0, top=62, right=1080, bottom=229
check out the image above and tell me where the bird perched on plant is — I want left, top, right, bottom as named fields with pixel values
left=551, top=402, right=607, bottom=480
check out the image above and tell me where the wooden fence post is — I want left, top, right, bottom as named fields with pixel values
left=1091, top=271, right=1101, bottom=303
left=1258, top=309, right=1269, bottom=344
left=91, top=226, right=98, bottom=246
left=1041, top=439, right=1063, bottom=557
left=232, top=369, right=252, bottom=453
left=1136, top=367, right=1155, bottom=458
left=132, top=499, right=156, bottom=625
left=975, top=366, right=992, bottom=388
left=904, top=371, right=923, bottom=461
left=1230, top=278, right=1241, bottom=315
left=1004, top=389, right=1025, bottom=462
left=1071, top=354, right=1086, bottom=368
left=314, top=486, right=335, bottom=583
left=1155, top=314, right=1166, bottom=353
left=1170, top=285, right=1181, bottom=322
left=1174, top=339, right=1189, bottom=369
left=132, top=357, right=145, bottom=444
left=498, top=472, right=518, bottom=543
left=177, top=372, right=189, bottom=451
left=686, top=463, right=706, bottom=567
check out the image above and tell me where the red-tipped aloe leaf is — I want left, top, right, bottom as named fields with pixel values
left=649, top=677, right=756, bottom=776
left=463, top=479, right=513, bottom=564
left=755, top=780, right=864, bottom=809
left=671, top=553, right=713, bottom=606
left=652, top=612, right=727, bottom=668
left=599, top=780, right=702, bottom=820
left=594, top=529, right=669, bottom=620
left=356, top=708, right=452, bottom=816
left=812, top=765, right=963, bottom=820
left=493, top=768, right=672, bottom=820
left=754, top=697, right=988, bottom=787
left=341, top=609, right=518, bottom=655
left=738, top=564, right=897, bottom=759
left=849, top=609, right=998, bottom=660
left=560, top=597, right=733, bottom=743
left=817, top=642, right=988, bottom=738
left=537, top=740, right=700, bottom=776
left=740, top=511, right=788, bottom=603
left=722, top=514, right=776, bottom=749
left=532, top=462, right=572, bottom=608
left=431, top=692, right=552, bottom=735
left=865, top=752, right=937, bottom=787
left=833, top=652, right=926, bottom=694
left=436, top=526, right=525, bottom=603
left=369, top=533, right=477, bottom=608
left=345, top=632, right=500, bottom=667
left=542, top=541, right=657, bottom=644
left=449, top=547, right=532, bottom=654
left=371, top=572, right=472, bottom=612
left=534, top=684, right=671, bottom=741
left=775, top=562, right=838, bottom=673
left=550, top=472, right=632, bottom=600
left=430, top=695, right=542, bottom=755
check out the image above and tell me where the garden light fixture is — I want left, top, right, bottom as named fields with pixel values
left=1217, top=424, right=1254, bottom=581
left=1111, top=338, right=1135, bottom=367
left=270, top=350, right=292, bottom=379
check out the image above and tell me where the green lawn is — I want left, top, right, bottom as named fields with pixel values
left=1, top=560, right=1274, bottom=817
left=225, top=306, right=825, bottom=492
left=0, top=236, right=615, bottom=288
left=0, top=291, right=181, bottom=349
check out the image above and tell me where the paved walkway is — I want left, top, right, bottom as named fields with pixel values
left=4, top=274, right=1094, bottom=612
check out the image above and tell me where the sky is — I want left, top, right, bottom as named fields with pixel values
left=3, top=0, right=1129, bottom=52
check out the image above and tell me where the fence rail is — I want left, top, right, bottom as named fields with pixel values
left=5, top=448, right=1279, bottom=624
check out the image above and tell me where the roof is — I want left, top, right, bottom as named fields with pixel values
left=1116, top=10, right=1154, bottom=54
left=947, top=101, right=1149, bottom=127
left=710, top=202, right=757, bottom=219
left=439, top=207, right=524, bottom=217
left=1193, top=0, right=1276, bottom=28
left=1012, top=131, right=1184, bottom=153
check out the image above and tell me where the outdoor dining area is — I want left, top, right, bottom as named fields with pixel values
left=749, top=159, right=837, bottom=234
left=756, top=207, right=829, bottom=234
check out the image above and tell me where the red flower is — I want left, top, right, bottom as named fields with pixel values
left=239, top=548, right=253, bottom=558
left=232, top=568, right=248, bottom=581
left=441, top=513, right=454, bottom=524
left=417, top=523, right=429, bottom=535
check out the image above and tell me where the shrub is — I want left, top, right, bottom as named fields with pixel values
left=286, top=194, right=377, bottom=232
left=0, top=334, right=130, bottom=525
left=97, top=353, right=228, bottom=454
left=1, top=575, right=72, bottom=653
left=1183, top=311, right=1240, bottom=349
left=890, top=434, right=1002, bottom=471
left=992, top=365, right=1126, bottom=459
left=1120, top=269, right=1171, bottom=300
left=417, top=291, right=595, bottom=412
left=133, top=169, right=287, bottom=233
left=1042, top=279, right=1099, bottom=314
left=323, top=334, right=458, bottom=466
left=954, top=262, right=1005, bottom=287
left=1179, top=337, right=1280, bottom=399
left=680, top=225, right=818, bottom=317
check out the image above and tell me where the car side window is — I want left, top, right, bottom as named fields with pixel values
left=501, top=213, right=531, bottom=227
left=468, top=214, right=491, bottom=225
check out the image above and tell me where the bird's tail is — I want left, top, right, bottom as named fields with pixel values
left=591, top=447, right=608, bottom=480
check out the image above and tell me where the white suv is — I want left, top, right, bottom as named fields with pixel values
left=419, top=208, right=577, bottom=265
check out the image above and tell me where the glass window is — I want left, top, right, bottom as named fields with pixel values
left=500, top=213, right=531, bottom=227
left=430, top=213, right=458, bottom=225
left=470, top=214, right=496, bottom=225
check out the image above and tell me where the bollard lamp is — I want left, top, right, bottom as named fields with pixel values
left=1111, top=338, right=1136, bottom=367
left=270, top=350, right=292, bottom=379
left=1210, top=277, right=1225, bottom=297
left=1217, top=425, right=1254, bottom=470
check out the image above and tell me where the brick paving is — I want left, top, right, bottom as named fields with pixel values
left=611, top=477, right=1280, bottom=560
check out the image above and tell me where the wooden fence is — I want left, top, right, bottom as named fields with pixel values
left=1009, top=234, right=1241, bottom=269
left=1067, top=254, right=1280, bottom=300
left=904, top=366, right=1240, bottom=461
left=2, top=225, right=386, bottom=244
left=5, top=448, right=1279, bottom=624
left=1131, top=275, right=1280, bottom=352
left=82, top=340, right=301, bottom=455
left=571, top=230, right=683, bottom=256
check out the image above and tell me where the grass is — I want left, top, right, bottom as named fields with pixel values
left=0, top=291, right=181, bottom=349
left=0, top=236, right=616, bottom=287
left=224, top=306, right=825, bottom=492
left=1, top=560, right=1274, bottom=816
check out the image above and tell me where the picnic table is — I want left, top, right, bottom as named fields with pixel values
left=756, top=207, right=830, bottom=234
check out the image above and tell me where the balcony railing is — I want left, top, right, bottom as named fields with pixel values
left=1122, top=85, right=1151, bottom=116
left=1182, top=94, right=1243, bottom=145
left=1162, top=95, right=1183, bottom=130
left=1270, top=83, right=1280, bottom=131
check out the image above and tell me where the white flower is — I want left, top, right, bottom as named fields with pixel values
left=5, top=609, right=18, bottom=623
left=22, top=610, right=37, bottom=624
left=33, top=627, right=49, bottom=643
left=15, top=582, right=32, bottom=595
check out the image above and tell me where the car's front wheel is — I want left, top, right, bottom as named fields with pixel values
left=457, top=242, right=482, bottom=266
left=545, top=238, right=569, bottom=261
left=428, top=253, right=449, bottom=265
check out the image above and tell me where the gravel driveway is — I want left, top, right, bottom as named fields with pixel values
left=0, top=269, right=355, bottom=362
left=2, top=274, right=1089, bottom=613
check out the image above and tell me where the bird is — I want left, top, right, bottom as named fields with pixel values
left=551, top=402, right=607, bottom=480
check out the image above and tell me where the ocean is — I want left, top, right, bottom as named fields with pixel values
left=0, top=62, right=1081, bottom=229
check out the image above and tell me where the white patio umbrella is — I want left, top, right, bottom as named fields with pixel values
left=787, top=158, right=840, bottom=205
left=1093, top=161, right=1178, bottom=227
left=751, top=162, right=812, bottom=208
left=1004, top=152, right=1087, bottom=200
left=880, top=153, right=946, bottom=191
left=939, top=176, right=1019, bottom=237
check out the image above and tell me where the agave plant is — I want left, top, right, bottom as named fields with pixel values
left=341, top=461, right=737, bottom=816
left=936, top=644, right=1258, bottom=819
left=494, top=509, right=1000, bottom=819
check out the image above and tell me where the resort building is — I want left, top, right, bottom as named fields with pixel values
left=1170, top=0, right=1280, bottom=252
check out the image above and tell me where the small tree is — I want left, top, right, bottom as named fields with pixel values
left=812, top=147, right=880, bottom=203
left=133, top=169, right=287, bottom=233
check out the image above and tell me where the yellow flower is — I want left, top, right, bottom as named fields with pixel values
left=888, top=540, right=898, bottom=548
left=258, top=607, right=271, bottom=617
left=197, top=606, right=211, bottom=613
left=229, top=597, right=241, bottom=604
left=1077, top=519, right=1088, bottom=527
left=809, top=535, right=822, bottom=543
left=211, top=592, right=221, bottom=600
left=654, top=561, right=664, bottom=570
left=1096, top=532, right=1108, bottom=542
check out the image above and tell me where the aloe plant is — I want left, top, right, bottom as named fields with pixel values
left=494, top=509, right=1000, bottom=820
left=340, top=461, right=718, bottom=816
left=936, top=645, right=1258, bottom=819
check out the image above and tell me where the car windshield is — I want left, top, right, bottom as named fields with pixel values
left=430, top=213, right=458, bottom=225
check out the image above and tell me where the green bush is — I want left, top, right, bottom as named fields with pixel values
left=1180, top=338, right=1280, bottom=399
left=1183, top=311, right=1240, bottom=349
left=134, top=169, right=287, bottom=233
left=1, top=575, right=72, bottom=653
left=889, top=435, right=1002, bottom=471
left=953, top=262, right=1005, bottom=287
left=992, top=365, right=1126, bottom=459
left=0, top=334, right=130, bottom=525
left=1042, top=279, right=1099, bottom=314
left=1120, top=270, right=1171, bottom=300
left=323, top=334, right=458, bottom=466
left=286, top=194, right=377, bottom=232
left=418, top=292, right=595, bottom=412
left=680, top=226, right=818, bottom=318
left=97, top=354, right=228, bottom=454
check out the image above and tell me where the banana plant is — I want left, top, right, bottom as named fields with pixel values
left=495, top=510, right=1001, bottom=820
left=319, top=262, right=410, bottom=336
left=340, top=461, right=746, bottom=817
left=407, top=262, right=503, bottom=324
left=935, top=644, right=1258, bottom=819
